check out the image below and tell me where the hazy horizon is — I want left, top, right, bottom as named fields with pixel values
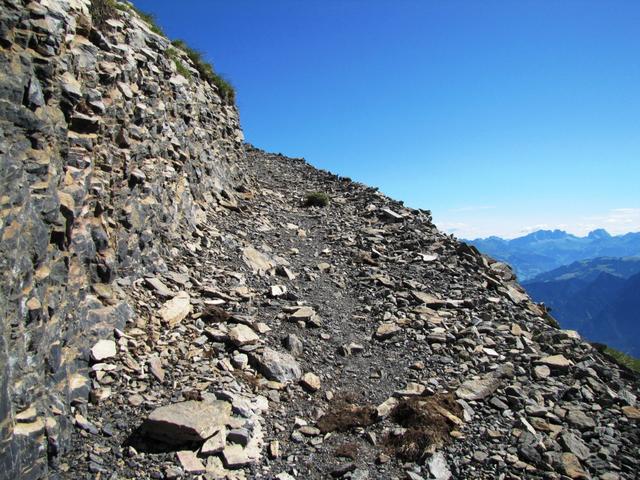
left=434, top=206, right=640, bottom=239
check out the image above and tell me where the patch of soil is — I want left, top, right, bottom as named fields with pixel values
left=317, top=398, right=377, bottom=433
left=385, top=393, right=463, bottom=462
left=334, top=442, right=359, bottom=459
left=199, top=305, right=232, bottom=323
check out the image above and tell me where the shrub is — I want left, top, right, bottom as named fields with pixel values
left=171, top=39, right=236, bottom=105
left=304, top=192, right=330, bottom=208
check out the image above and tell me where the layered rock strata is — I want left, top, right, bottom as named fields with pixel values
left=0, top=1, right=243, bottom=477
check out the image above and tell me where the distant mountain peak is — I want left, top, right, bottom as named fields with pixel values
left=466, top=228, right=640, bottom=280
left=587, top=228, right=611, bottom=239
left=520, top=229, right=570, bottom=241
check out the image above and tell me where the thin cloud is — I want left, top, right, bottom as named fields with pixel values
left=436, top=207, right=640, bottom=239
left=448, top=205, right=496, bottom=213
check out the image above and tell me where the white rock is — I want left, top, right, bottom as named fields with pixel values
left=428, top=451, right=452, bottom=480
left=90, top=339, right=116, bottom=361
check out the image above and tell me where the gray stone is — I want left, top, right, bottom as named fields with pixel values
left=284, top=334, right=303, bottom=356
left=566, top=410, right=596, bottom=431
left=560, top=431, right=590, bottom=461
left=145, top=277, right=173, bottom=297
left=254, top=347, right=302, bottom=383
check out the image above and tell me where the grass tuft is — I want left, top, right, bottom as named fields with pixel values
left=304, top=192, right=330, bottom=208
left=603, top=346, right=640, bottom=373
left=167, top=47, right=192, bottom=79
left=129, top=4, right=164, bottom=35
left=89, top=0, right=118, bottom=31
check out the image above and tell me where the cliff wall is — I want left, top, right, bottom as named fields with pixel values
left=0, top=1, right=244, bottom=477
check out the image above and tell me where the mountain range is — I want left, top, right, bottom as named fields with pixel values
left=466, top=229, right=640, bottom=280
left=522, top=257, right=640, bottom=357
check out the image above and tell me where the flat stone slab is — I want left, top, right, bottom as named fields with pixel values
left=201, top=426, right=226, bottom=454
left=159, top=291, right=191, bottom=327
left=428, top=451, right=452, bottom=480
left=227, top=324, right=259, bottom=346
left=456, top=375, right=502, bottom=401
left=537, top=354, right=573, bottom=369
left=288, top=306, right=316, bottom=321
left=176, top=450, right=206, bottom=474
left=90, top=339, right=116, bottom=361
left=242, top=247, right=275, bottom=273
left=375, top=322, right=401, bottom=340
left=222, top=444, right=256, bottom=468
left=142, top=400, right=231, bottom=444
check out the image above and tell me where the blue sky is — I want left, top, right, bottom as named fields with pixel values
left=134, top=0, right=640, bottom=239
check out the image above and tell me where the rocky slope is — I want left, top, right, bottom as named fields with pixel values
left=1, top=2, right=639, bottom=480
left=0, top=0, right=243, bottom=478
left=53, top=145, right=639, bottom=480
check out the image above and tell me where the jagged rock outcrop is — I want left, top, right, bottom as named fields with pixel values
left=1, top=2, right=639, bottom=480
left=0, top=1, right=243, bottom=478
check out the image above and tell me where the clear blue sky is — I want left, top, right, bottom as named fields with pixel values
left=134, top=0, right=640, bottom=239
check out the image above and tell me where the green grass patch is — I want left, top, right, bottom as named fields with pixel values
left=89, top=1, right=163, bottom=35
left=129, top=4, right=164, bottom=35
left=171, top=39, right=236, bottom=105
left=167, top=47, right=192, bottom=79
left=603, top=346, right=640, bottom=373
left=304, top=192, right=330, bottom=208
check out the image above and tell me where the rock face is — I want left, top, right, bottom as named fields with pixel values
left=1, top=2, right=639, bottom=480
left=0, top=1, right=243, bottom=477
